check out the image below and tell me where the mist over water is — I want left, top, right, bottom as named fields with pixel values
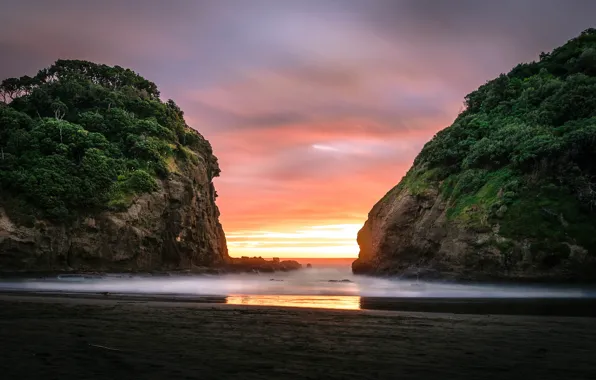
left=1, top=265, right=594, bottom=301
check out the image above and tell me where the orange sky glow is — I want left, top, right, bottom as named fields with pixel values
left=226, top=224, right=364, bottom=258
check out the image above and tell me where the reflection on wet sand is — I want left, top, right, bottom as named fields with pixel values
left=226, top=295, right=361, bottom=310
left=358, top=297, right=596, bottom=317
left=226, top=295, right=596, bottom=316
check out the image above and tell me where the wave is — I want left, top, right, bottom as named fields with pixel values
left=1, top=267, right=594, bottom=299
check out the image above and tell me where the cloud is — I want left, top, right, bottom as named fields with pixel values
left=312, top=144, right=340, bottom=152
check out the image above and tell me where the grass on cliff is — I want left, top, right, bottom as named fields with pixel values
left=389, top=29, right=596, bottom=255
left=400, top=167, right=596, bottom=256
left=442, top=169, right=513, bottom=231
left=107, top=170, right=160, bottom=211
left=0, top=60, right=218, bottom=221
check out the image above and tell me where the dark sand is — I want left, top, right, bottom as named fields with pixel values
left=1, top=294, right=596, bottom=380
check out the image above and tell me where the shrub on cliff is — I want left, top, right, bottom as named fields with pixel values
left=0, top=60, right=215, bottom=221
left=401, top=29, right=596, bottom=253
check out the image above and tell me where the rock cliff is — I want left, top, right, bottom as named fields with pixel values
left=0, top=138, right=228, bottom=272
left=353, top=30, right=596, bottom=282
left=352, top=184, right=595, bottom=281
left=0, top=60, right=229, bottom=271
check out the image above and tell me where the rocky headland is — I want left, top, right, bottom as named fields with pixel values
left=0, top=60, right=230, bottom=272
left=353, top=29, right=596, bottom=282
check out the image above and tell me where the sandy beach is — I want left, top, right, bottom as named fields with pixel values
left=1, top=294, right=595, bottom=380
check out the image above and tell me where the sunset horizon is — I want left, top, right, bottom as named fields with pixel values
left=226, top=223, right=365, bottom=259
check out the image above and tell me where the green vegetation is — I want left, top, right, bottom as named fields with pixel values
left=0, top=60, right=216, bottom=221
left=400, top=29, right=596, bottom=252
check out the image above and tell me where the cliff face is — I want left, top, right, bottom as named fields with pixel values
left=352, top=184, right=595, bottom=281
left=353, top=30, right=596, bottom=282
left=0, top=150, right=228, bottom=272
left=0, top=60, right=229, bottom=272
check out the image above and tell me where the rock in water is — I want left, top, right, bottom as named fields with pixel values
left=353, top=30, right=596, bottom=282
left=0, top=60, right=228, bottom=271
left=226, top=257, right=302, bottom=273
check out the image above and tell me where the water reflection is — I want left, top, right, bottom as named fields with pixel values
left=359, top=296, right=596, bottom=317
left=226, top=295, right=361, bottom=310
left=225, top=295, right=596, bottom=316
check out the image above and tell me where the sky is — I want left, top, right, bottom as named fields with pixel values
left=1, top=0, right=595, bottom=258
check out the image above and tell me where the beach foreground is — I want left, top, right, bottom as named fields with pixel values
left=1, top=295, right=595, bottom=380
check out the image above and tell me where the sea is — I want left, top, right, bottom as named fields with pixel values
left=1, top=259, right=595, bottom=316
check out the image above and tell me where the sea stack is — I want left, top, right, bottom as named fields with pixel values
left=353, top=29, right=596, bottom=282
left=0, top=60, right=228, bottom=271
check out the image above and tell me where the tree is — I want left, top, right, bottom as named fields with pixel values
left=0, top=59, right=217, bottom=221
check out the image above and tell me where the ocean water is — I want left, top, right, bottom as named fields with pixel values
left=1, top=266, right=595, bottom=312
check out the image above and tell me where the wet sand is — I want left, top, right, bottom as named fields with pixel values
left=1, top=294, right=596, bottom=380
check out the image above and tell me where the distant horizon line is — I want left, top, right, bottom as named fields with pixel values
left=229, top=257, right=356, bottom=261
